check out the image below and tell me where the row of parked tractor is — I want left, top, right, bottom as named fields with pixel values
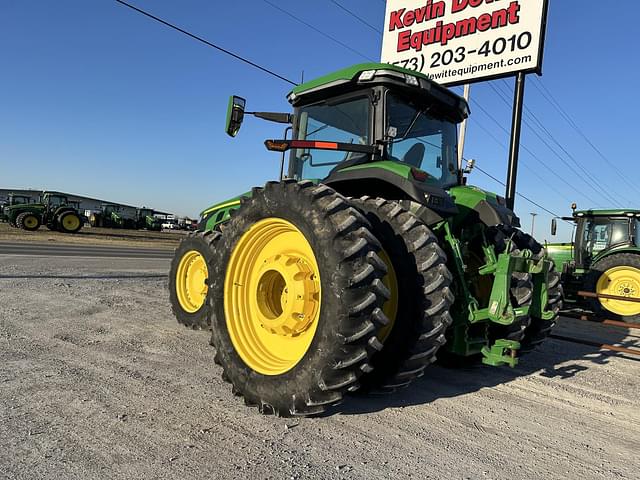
left=0, top=191, right=164, bottom=234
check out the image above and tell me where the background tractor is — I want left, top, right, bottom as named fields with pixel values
left=1, top=194, right=35, bottom=224
left=90, top=204, right=136, bottom=229
left=136, top=207, right=162, bottom=231
left=547, top=208, right=640, bottom=323
left=169, top=64, right=562, bottom=416
left=4, top=192, right=83, bottom=233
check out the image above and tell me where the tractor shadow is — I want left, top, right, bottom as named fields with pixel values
left=335, top=316, right=639, bottom=416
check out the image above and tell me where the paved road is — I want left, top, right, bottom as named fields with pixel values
left=0, top=241, right=174, bottom=259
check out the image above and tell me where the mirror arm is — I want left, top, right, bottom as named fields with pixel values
left=249, top=112, right=293, bottom=124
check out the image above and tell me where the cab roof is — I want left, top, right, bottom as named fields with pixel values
left=575, top=209, right=640, bottom=217
left=287, top=63, right=469, bottom=123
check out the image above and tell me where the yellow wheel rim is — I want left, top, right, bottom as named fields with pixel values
left=24, top=215, right=39, bottom=229
left=224, top=218, right=321, bottom=376
left=176, top=250, right=209, bottom=313
left=378, top=249, right=398, bottom=343
left=62, top=214, right=81, bottom=231
left=596, top=266, right=640, bottom=316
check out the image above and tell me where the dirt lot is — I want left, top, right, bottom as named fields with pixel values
left=0, top=222, right=183, bottom=248
left=0, top=255, right=638, bottom=480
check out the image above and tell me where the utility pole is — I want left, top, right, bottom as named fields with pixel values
left=457, top=84, right=471, bottom=171
left=530, top=212, right=538, bottom=238
left=506, top=72, right=527, bottom=210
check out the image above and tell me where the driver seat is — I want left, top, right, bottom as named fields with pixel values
left=402, top=143, right=425, bottom=168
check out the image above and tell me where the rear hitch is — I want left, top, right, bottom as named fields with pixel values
left=481, top=339, right=520, bottom=368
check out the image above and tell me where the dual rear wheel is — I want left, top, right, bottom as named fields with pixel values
left=169, top=181, right=454, bottom=416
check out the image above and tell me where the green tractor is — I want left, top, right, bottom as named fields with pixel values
left=90, top=204, right=136, bottom=229
left=136, top=207, right=162, bottom=231
left=547, top=208, right=640, bottom=323
left=4, top=192, right=83, bottom=233
left=169, top=63, right=562, bottom=416
left=1, top=194, right=35, bottom=224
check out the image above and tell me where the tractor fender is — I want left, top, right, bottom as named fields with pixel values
left=449, top=185, right=521, bottom=228
left=473, top=199, right=521, bottom=228
left=591, top=245, right=640, bottom=265
left=322, top=167, right=458, bottom=224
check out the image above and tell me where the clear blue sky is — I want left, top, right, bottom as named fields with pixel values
left=1, top=0, right=638, bottom=241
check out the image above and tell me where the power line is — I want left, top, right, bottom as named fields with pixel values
left=487, top=82, right=623, bottom=207
left=531, top=76, right=640, bottom=197
left=262, top=0, right=374, bottom=61
left=495, top=80, right=632, bottom=206
left=328, top=0, right=382, bottom=35
left=473, top=164, right=571, bottom=223
left=468, top=118, right=578, bottom=205
left=114, top=0, right=298, bottom=86
left=469, top=98, right=604, bottom=206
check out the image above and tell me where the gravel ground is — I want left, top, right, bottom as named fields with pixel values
left=0, top=255, right=638, bottom=480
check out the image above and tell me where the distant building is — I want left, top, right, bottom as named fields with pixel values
left=0, top=188, right=170, bottom=218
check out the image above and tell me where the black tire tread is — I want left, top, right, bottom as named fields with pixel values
left=485, top=225, right=534, bottom=344
left=168, top=230, right=220, bottom=330
left=209, top=181, right=389, bottom=417
left=495, top=225, right=563, bottom=353
left=351, top=197, right=453, bottom=393
left=584, top=253, right=640, bottom=325
left=15, top=212, right=41, bottom=231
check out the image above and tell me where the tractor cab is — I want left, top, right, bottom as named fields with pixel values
left=573, top=210, right=640, bottom=267
left=138, top=208, right=154, bottom=218
left=226, top=64, right=472, bottom=223
left=285, top=65, right=466, bottom=191
left=8, top=194, right=33, bottom=206
left=103, top=204, right=120, bottom=215
left=43, top=193, right=70, bottom=209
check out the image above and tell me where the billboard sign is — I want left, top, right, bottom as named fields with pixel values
left=381, top=0, right=548, bottom=86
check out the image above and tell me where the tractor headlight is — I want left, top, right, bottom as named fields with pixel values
left=359, top=70, right=377, bottom=82
left=404, top=74, right=420, bottom=87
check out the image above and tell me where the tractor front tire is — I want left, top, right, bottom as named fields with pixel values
left=169, top=231, right=219, bottom=330
left=16, top=212, right=41, bottom=231
left=57, top=212, right=83, bottom=233
left=209, top=180, right=389, bottom=416
left=350, top=197, right=453, bottom=393
left=585, top=253, right=640, bottom=324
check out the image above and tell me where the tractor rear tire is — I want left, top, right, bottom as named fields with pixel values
left=585, top=253, right=640, bottom=324
left=350, top=197, right=452, bottom=393
left=494, top=226, right=563, bottom=353
left=57, top=212, right=83, bottom=233
left=208, top=180, right=389, bottom=416
left=16, top=212, right=41, bottom=231
left=169, top=231, right=219, bottom=330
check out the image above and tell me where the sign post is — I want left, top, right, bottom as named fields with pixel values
left=506, top=71, right=526, bottom=210
left=381, top=0, right=549, bottom=208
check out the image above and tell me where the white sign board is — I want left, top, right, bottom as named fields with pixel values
left=381, top=0, right=548, bottom=86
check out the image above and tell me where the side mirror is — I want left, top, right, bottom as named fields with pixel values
left=551, top=218, right=557, bottom=236
left=225, top=95, right=246, bottom=137
left=463, top=158, right=475, bottom=174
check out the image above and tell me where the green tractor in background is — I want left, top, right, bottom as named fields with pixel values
left=136, top=207, right=162, bottom=231
left=169, top=63, right=562, bottom=416
left=1, top=194, right=36, bottom=224
left=4, top=192, right=83, bottom=233
left=547, top=208, right=640, bottom=323
left=90, top=204, right=136, bottom=229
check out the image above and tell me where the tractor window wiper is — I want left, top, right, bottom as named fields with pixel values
left=389, top=105, right=433, bottom=144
